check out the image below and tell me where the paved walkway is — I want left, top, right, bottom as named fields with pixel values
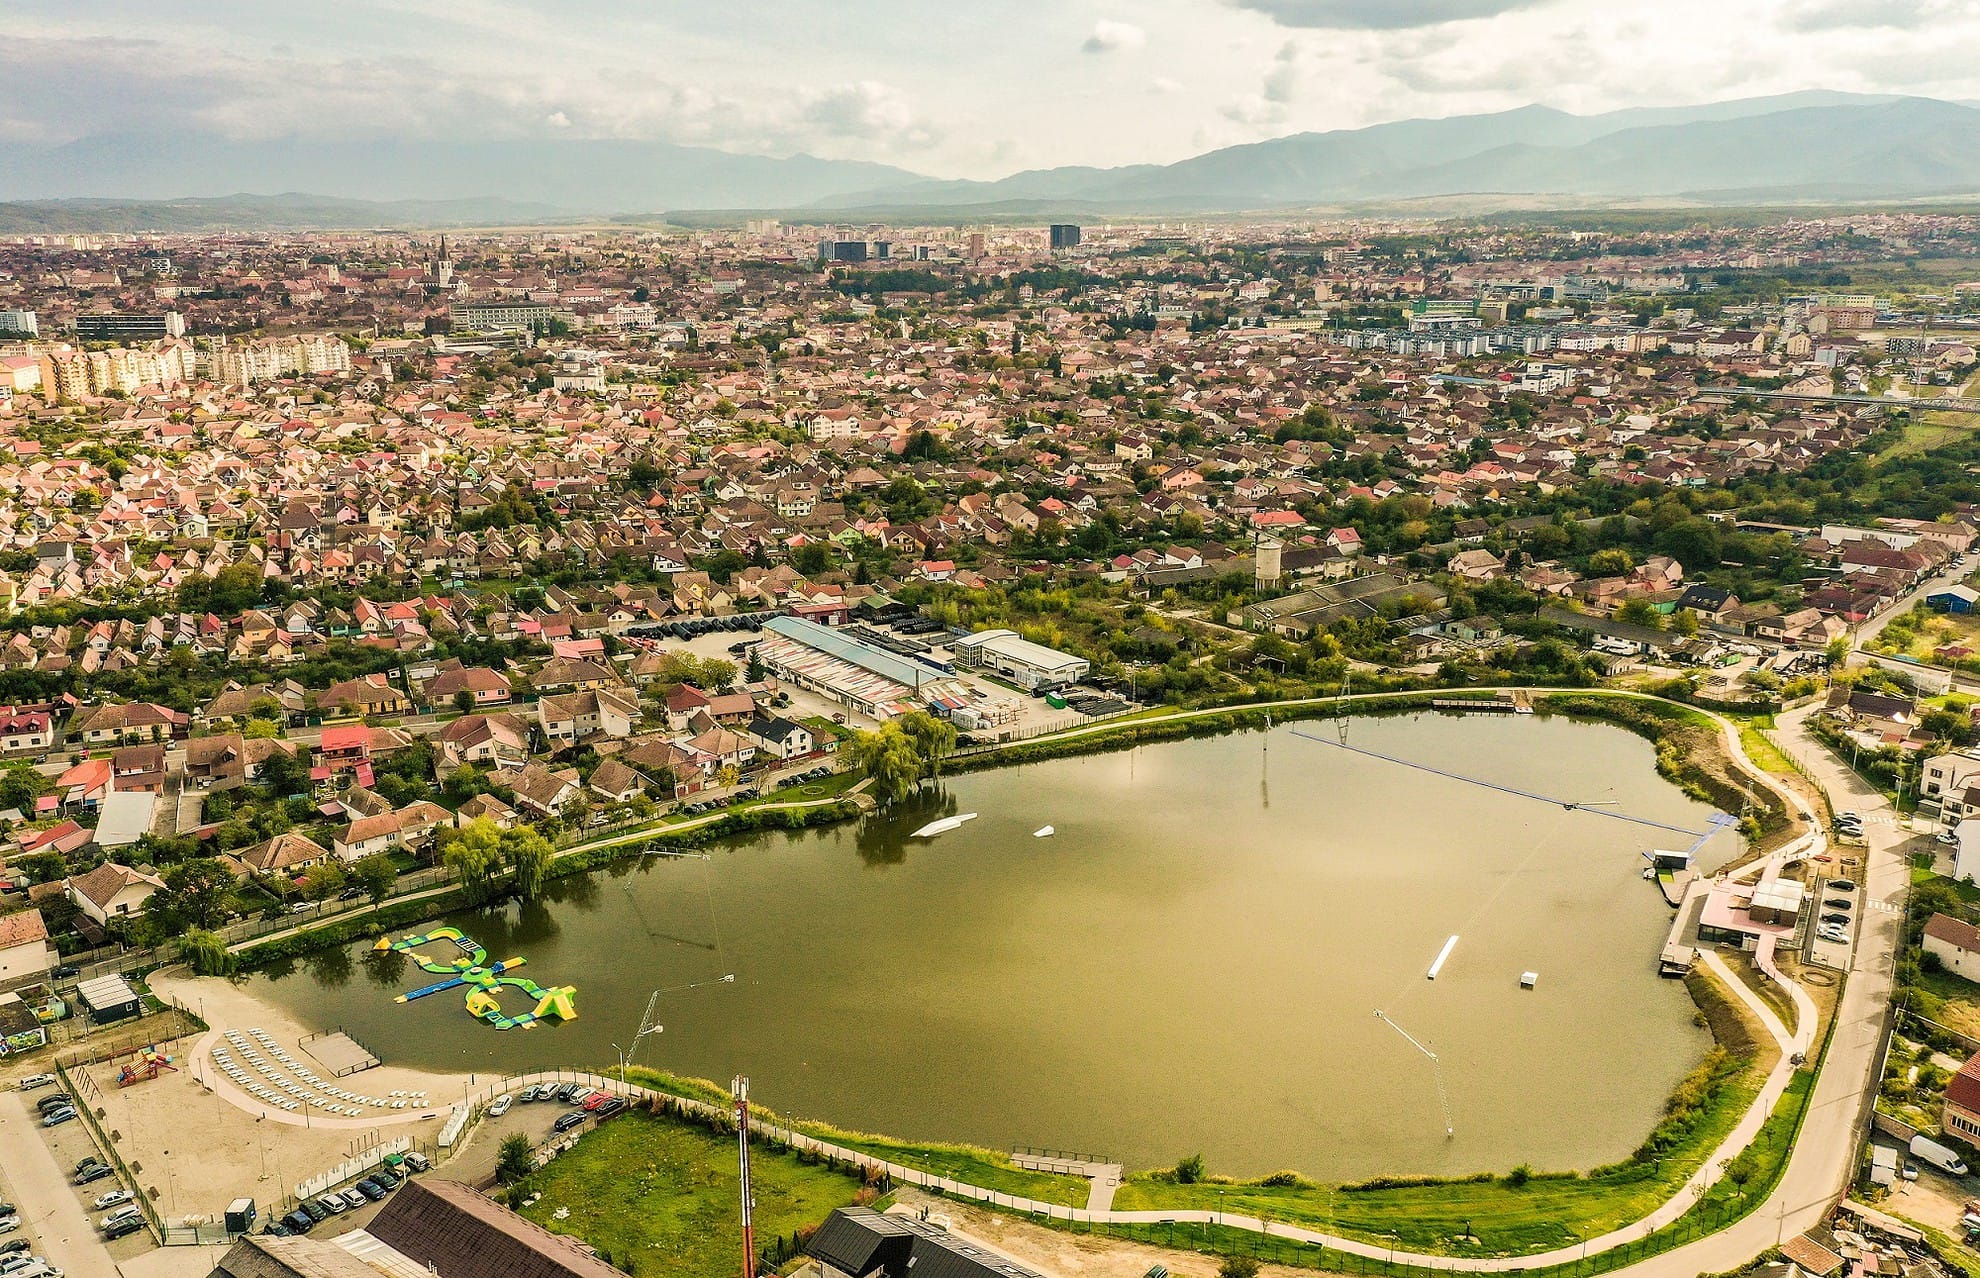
left=0, top=1092, right=121, bottom=1278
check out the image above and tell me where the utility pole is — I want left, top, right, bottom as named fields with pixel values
left=735, top=1075, right=755, bottom=1278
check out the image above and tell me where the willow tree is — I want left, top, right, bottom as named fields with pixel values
left=444, top=817, right=506, bottom=905
left=500, top=827, right=556, bottom=904
left=848, top=710, right=959, bottom=806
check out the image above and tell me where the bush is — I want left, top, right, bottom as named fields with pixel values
left=1219, top=1258, right=1260, bottom=1278
left=1175, top=1153, right=1205, bottom=1184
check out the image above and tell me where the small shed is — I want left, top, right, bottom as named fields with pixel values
left=76, top=973, right=143, bottom=1024
left=1928, top=585, right=1980, bottom=615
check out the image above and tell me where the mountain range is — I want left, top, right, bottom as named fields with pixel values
left=3, top=91, right=1979, bottom=230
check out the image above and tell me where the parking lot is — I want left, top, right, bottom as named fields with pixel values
left=0, top=1087, right=126, bottom=1278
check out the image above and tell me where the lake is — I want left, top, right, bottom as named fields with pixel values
left=249, top=712, right=1734, bottom=1181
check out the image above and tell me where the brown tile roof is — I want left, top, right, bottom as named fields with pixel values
left=367, top=1177, right=623, bottom=1278
left=1948, top=1054, right=1980, bottom=1117
left=0, top=908, right=48, bottom=949
left=1925, top=912, right=1980, bottom=954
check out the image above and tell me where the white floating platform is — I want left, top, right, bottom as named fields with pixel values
left=910, top=813, right=978, bottom=838
left=1033, top=825, right=1055, bottom=838
left=1520, top=971, right=1539, bottom=989
left=1427, top=935, right=1460, bottom=980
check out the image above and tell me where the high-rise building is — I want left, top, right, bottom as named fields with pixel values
left=1049, top=224, right=1082, bottom=251
left=967, top=232, right=987, bottom=260
left=73, top=311, right=185, bottom=342
left=0, top=310, right=37, bottom=337
left=816, top=240, right=891, bottom=263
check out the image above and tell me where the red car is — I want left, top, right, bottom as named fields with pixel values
left=580, top=1091, right=616, bottom=1112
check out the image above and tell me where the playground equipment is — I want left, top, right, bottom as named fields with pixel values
left=378, top=926, right=578, bottom=1031
left=117, top=1045, right=178, bottom=1087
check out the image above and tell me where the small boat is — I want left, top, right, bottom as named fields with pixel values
left=909, top=813, right=977, bottom=839
left=1033, top=826, right=1055, bottom=838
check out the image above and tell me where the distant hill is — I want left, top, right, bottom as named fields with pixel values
left=0, top=193, right=571, bottom=234
left=6, top=91, right=1980, bottom=225
left=0, top=137, right=923, bottom=216
left=812, top=92, right=1980, bottom=214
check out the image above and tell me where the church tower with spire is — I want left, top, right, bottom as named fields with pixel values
left=433, top=236, right=454, bottom=289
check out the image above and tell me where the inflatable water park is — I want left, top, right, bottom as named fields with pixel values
left=377, top=926, right=577, bottom=1030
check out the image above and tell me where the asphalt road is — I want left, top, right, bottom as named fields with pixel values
left=1605, top=703, right=1909, bottom=1276
left=0, top=1092, right=120, bottom=1278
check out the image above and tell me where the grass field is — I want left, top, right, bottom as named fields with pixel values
left=1735, top=720, right=1798, bottom=777
left=619, top=1066, right=1090, bottom=1206
left=515, top=1108, right=867, bottom=1278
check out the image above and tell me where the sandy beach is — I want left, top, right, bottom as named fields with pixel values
left=81, top=969, right=473, bottom=1219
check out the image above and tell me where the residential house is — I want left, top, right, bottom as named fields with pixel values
left=498, top=763, right=581, bottom=818
left=236, top=831, right=333, bottom=877
left=110, top=743, right=168, bottom=794
left=332, top=801, right=451, bottom=862
left=67, top=861, right=164, bottom=926
left=315, top=673, right=412, bottom=718
left=1925, top=913, right=1980, bottom=983
left=746, top=715, right=816, bottom=761
left=0, top=908, right=53, bottom=983
left=69, top=701, right=188, bottom=745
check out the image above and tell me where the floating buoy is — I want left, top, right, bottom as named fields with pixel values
left=1520, top=972, right=1539, bottom=990
left=1033, top=825, right=1055, bottom=838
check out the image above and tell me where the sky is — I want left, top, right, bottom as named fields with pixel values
left=7, top=0, right=1980, bottom=180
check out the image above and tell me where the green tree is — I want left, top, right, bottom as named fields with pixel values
left=445, top=817, right=506, bottom=905
left=496, top=1132, right=534, bottom=1184
left=0, top=763, right=51, bottom=814
left=1219, top=1259, right=1260, bottom=1278
left=499, top=826, right=555, bottom=904
left=301, top=861, right=347, bottom=902
left=898, top=710, right=958, bottom=780
left=351, top=853, right=398, bottom=908
left=846, top=722, right=926, bottom=806
left=181, top=928, right=236, bottom=976
left=150, top=857, right=239, bottom=933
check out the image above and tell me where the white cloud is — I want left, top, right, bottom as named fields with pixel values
left=7, top=0, right=1980, bottom=179
left=1082, top=19, right=1146, bottom=53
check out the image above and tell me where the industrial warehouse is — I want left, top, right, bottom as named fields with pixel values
left=755, top=616, right=1021, bottom=733
left=951, top=628, right=1091, bottom=690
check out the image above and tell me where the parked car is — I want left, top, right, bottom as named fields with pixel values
left=283, top=1211, right=314, bottom=1234
left=1822, top=913, right=1851, bottom=927
left=74, top=1164, right=114, bottom=1186
left=73, top=1157, right=102, bottom=1176
left=40, top=1108, right=76, bottom=1128
left=0, top=1241, right=28, bottom=1257
left=0, top=1222, right=17, bottom=1239
left=581, top=1091, right=615, bottom=1111
left=552, top=1110, right=588, bottom=1134
left=338, top=1189, right=367, bottom=1211
left=91, top=1191, right=132, bottom=1211
left=1830, top=878, right=1857, bottom=892
left=594, top=1097, right=627, bottom=1119
left=297, top=1201, right=328, bottom=1224
left=35, top=1093, right=72, bottom=1112
left=17, top=1075, right=55, bottom=1091
left=48, top=965, right=80, bottom=979
left=289, top=902, right=315, bottom=915
left=98, top=1208, right=141, bottom=1231
left=517, top=1085, right=540, bottom=1102
left=263, top=1222, right=293, bottom=1238
left=314, top=1194, right=345, bottom=1216
left=101, top=1217, right=143, bottom=1242
left=1941, top=831, right=1961, bottom=846
left=401, top=1152, right=430, bottom=1173
left=355, top=1180, right=387, bottom=1202
left=488, top=1094, right=512, bottom=1118
left=371, top=1169, right=400, bottom=1189
left=553, top=1082, right=583, bottom=1103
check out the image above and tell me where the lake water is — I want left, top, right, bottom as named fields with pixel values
left=248, top=713, right=1734, bottom=1181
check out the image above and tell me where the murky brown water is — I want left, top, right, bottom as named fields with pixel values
left=250, top=713, right=1730, bottom=1180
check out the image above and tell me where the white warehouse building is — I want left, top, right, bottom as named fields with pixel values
left=951, top=629, right=1089, bottom=691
